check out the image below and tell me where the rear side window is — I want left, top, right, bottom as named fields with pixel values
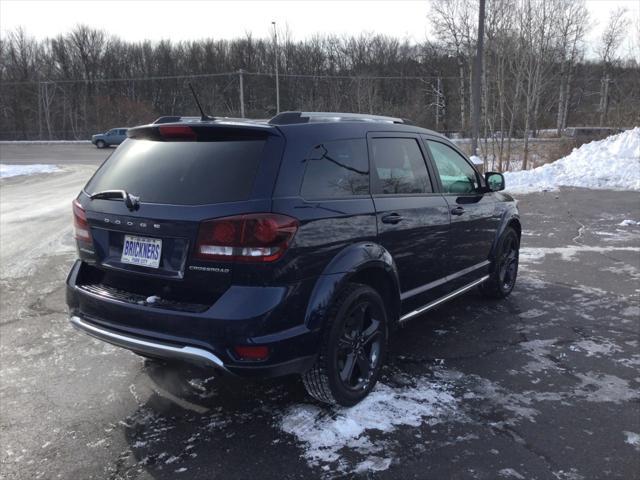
left=370, top=137, right=432, bottom=194
left=300, top=139, right=369, bottom=198
left=85, top=139, right=265, bottom=205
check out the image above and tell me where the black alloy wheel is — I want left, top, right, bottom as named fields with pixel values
left=335, top=299, right=384, bottom=392
left=480, top=226, right=520, bottom=298
left=498, top=233, right=519, bottom=291
left=303, top=283, right=388, bottom=406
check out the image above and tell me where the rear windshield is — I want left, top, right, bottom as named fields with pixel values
left=86, top=139, right=265, bottom=205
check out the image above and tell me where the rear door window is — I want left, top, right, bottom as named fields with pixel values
left=300, top=139, right=369, bottom=198
left=85, top=139, right=265, bottom=205
left=370, top=137, right=433, bottom=194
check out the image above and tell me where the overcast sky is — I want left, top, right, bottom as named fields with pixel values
left=1, top=0, right=638, bottom=59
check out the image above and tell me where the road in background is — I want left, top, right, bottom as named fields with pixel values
left=0, top=147, right=639, bottom=479
left=0, top=144, right=111, bottom=165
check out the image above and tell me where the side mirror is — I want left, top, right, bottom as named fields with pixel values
left=485, top=172, right=505, bottom=192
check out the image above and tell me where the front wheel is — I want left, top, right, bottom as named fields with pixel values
left=96, top=140, right=106, bottom=149
left=481, top=226, right=520, bottom=299
left=302, top=283, right=388, bottom=406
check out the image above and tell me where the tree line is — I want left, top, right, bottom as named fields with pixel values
left=1, top=0, right=637, bottom=168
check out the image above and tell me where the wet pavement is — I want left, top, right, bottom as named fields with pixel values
left=1, top=163, right=638, bottom=479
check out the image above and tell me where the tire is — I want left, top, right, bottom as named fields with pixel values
left=480, top=226, right=520, bottom=299
left=96, top=140, right=106, bottom=149
left=302, top=283, right=388, bottom=406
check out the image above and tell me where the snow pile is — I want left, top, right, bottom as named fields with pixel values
left=279, top=378, right=458, bottom=474
left=0, top=164, right=60, bottom=178
left=504, top=127, right=640, bottom=193
left=469, top=155, right=484, bottom=166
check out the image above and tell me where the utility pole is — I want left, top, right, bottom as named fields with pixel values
left=471, top=0, right=486, bottom=156
left=272, top=21, right=280, bottom=114
left=435, top=76, right=442, bottom=131
left=238, top=69, right=245, bottom=118
left=38, top=82, right=43, bottom=140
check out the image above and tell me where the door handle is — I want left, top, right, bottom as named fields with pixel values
left=381, top=213, right=405, bottom=224
left=450, top=206, right=465, bottom=216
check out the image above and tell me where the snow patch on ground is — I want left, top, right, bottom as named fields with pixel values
left=623, top=431, right=640, bottom=450
left=279, top=378, right=458, bottom=473
left=574, top=372, right=638, bottom=403
left=570, top=339, right=622, bottom=358
left=504, top=128, right=640, bottom=193
left=520, top=245, right=640, bottom=263
left=619, top=219, right=639, bottom=226
left=0, top=165, right=94, bottom=278
left=519, top=339, right=559, bottom=374
left=0, top=164, right=60, bottom=178
left=499, top=468, right=526, bottom=479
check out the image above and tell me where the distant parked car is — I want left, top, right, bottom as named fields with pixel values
left=91, top=128, right=128, bottom=148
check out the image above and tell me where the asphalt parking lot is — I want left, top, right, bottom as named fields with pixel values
left=1, top=145, right=639, bottom=479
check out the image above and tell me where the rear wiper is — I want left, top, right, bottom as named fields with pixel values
left=89, top=189, right=140, bottom=211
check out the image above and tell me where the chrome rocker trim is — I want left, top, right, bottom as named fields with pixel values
left=70, top=315, right=229, bottom=372
left=399, top=275, right=490, bottom=324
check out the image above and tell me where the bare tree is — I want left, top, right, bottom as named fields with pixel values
left=1, top=16, right=639, bottom=143
left=598, top=7, right=630, bottom=126
left=430, top=0, right=477, bottom=133
left=555, top=0, right=588, bottom=135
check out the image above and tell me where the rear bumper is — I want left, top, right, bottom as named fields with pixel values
left=66, top=260, right=319, bottom=378
left=70, top=314, right=230, bottom=371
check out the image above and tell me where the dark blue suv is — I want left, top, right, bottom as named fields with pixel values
left=67, top=112, right=521, bottom=406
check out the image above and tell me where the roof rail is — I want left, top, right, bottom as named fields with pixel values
left=268, top=111, right=410, bottom=125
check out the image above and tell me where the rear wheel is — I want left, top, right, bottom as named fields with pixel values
left=303, top=283, right=387, bottom=406
left=96, top=140, right=106, bottom=149
left=481, top=226, right=519, bottom=298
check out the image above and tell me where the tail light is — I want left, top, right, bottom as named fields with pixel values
left=72, top=199, right=92, bottom=242
left=195, top=213, right=298, bottom=263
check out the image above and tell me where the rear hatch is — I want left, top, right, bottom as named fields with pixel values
left=73, top=122, right=284, bottom=312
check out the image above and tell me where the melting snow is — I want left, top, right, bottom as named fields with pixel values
left=520, top=245, right=640, bottom=263
left=499, top=468, right=526, bottom=479
left=619, top=219, right=639, bottom=226
left=570, top=339, right=622, bottom=358
left=624, top=431, right=640, bottom=450
left=574, top=372, right=638, bottom=403
left=504, top=127, right=640, bottom=193
left=279, top=378, right=458, bottom=473
left=0, top=164, right=60, bottom=178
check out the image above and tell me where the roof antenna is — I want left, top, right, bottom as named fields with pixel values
left=188, top=82, right=214, bottom=121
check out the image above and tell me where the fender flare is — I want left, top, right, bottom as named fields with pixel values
left=303, top=242, right=401, bottom=332
left=489, top=209, right=522, bottom=262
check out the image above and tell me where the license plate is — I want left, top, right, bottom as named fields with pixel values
left=121, top=235, right=162, bottom=269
